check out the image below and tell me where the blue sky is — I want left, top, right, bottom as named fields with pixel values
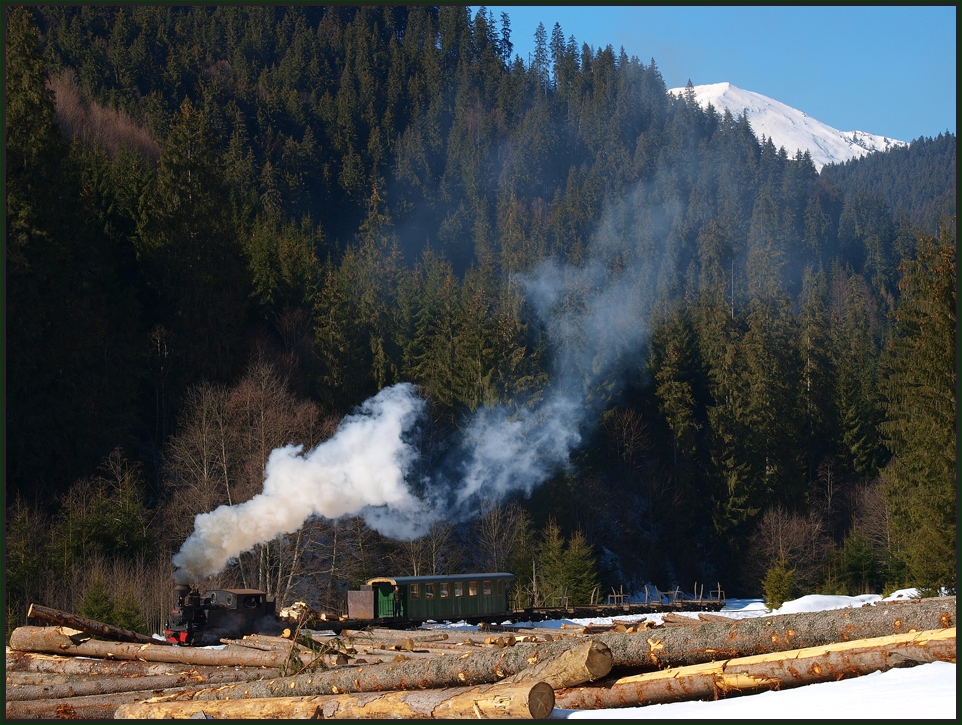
left=480, top=5, right=956, bottom=142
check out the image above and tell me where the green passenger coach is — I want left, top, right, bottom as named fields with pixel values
left=348, top=573, right=515, bottom=622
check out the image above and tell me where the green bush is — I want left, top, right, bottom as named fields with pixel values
left=79, top=574, right=146, bottom=634
left=79, top=574, right=115, bottom=624
left=763, top=558, right=795, bottom=610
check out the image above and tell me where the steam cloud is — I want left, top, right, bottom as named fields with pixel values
left=172, top=185, right=672, bottom=584
left=172, top=384, right=426, bottom=584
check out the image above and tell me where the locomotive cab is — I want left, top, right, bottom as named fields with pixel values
left=165, top=587, right=276, bottom=645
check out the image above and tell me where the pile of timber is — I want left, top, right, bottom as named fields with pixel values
left=5, top=596, right=955, bottom=719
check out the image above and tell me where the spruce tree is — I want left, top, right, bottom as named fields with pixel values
left=878, top=222, right=956, bottom=593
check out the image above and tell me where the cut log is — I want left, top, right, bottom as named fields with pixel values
left=246, top=633, right=300, bottom=646
left=555, top=627, right=956, bottom=710
left=6, top=665, right=273, bottom=701
left=697, top=612, right=737, bottom=624
left=503, top=639, right=612, bottom=689
left=26, top=603, right=168, bottom=645
left=136, top=637, right=596, bottom=701
left=661, top=612, right=699, bottom=626
left=8, top=626, right=314, bottom=668
left=124, top=595, right=956, bottom=702
left=6, top=673, right=203, bottom=701
left=219, top=637, right=300, bottom=653
left=115, top=681, right=554, bottom=719
left=6, top=688, right=197, bottom=721
left=5, top=647, right=271, bottom=678
left=6, top=671, right=102, bottom=686
left=593, top=594, right=956, bottom=670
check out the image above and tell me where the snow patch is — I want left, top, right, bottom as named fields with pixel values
left=668, top=82, right=906, bottom=170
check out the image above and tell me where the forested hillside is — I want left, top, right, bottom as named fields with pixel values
left=822, top=132, right=956, bottom=236
left=4, top=6, right=956, bottom=638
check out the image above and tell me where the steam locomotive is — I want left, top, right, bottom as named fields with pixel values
left=164, top=573, right=516, bottom=645
left=164, top=584, right=278, bottom=646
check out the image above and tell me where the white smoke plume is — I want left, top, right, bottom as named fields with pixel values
left=172, top=384, right=427, bottom=584
left=172, top=184, right=674, bottom=584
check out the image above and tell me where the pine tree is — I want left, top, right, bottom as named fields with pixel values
left=562, top=529, right=601, bottom=605
left=878, top=222, right=956, bottom=593
left=652, top=307, right=702, bottom=465
left=7, top=7, right=142, bottom=501
left=136, top=98, right=250, bottom=414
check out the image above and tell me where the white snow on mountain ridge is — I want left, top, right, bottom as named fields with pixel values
left=668, top=82, right=907, bottom=171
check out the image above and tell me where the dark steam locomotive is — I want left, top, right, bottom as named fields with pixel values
left=164, top=584, right=278, bottom=646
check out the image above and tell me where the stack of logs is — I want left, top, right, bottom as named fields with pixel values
left=5, top=596, right=955, bottom=719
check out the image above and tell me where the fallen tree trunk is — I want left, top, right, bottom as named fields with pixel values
left=8, top=626, right=313, bottom=668
left=26, top=603, right=167, bottom=646
left=555, top=627, right=956, bottom=710
left=6, top=688, right=196, bottom=721
left=593, top=595, right=956, bottom=670
left=6, top=673, right=204, bottom=701
left=128, top=595, right=956, bottom=701
left=6, top=665, right=274, bottom=701
left=136, top=637, right=604, bottom=701
left=5, top=648, right=271, bottom=678
left=115, top=681, right=555, bottom=719
left=219, top=638, right=297, bottom=653
left=7, top=671, right=106, bottom=686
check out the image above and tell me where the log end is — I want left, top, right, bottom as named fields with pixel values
left=528, top=681, right=555, bottom=720
left=585, top=641, right=614, bottom=680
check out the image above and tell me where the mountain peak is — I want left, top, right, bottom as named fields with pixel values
left=668, top=82, right=906, bottom=170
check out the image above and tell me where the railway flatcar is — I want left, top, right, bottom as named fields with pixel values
left=347, top=573, right=515, bottom=623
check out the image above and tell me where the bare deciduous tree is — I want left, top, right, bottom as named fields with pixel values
left=603, top=407, right=651, bottom=476
left=474, top=498, right=527, bottom=573
left=161, top=361, right=334, bottom=607
left=162, top=382, right=232, bottom=544
left=748, top=505, right=831, bottom=591
left=853, top=480, right=897, bottom=575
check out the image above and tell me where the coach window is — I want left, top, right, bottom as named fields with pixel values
left=440, top=582, right=449, bottom=598
left=468, top=581, right=478, bottom=596
left=454, top=581, right=464, bottom=597
left=482, top=580, right=492, bottom=596
left=497, top=580, right=503, bottom=595
left=425, top=583, right=435, bottom=599
left=410, top=584, right=420, bottom=600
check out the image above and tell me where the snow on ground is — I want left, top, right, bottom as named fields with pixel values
left=552, top=661, right=956, bottom=720
left=423, top=589, right=957, bottom=720
left=667, top=82, right=907, bottom=170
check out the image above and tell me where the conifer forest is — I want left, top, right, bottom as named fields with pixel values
left=4, top=6, right=957, bottom=638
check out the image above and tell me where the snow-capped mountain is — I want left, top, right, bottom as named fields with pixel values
left=668, top=82, right=906, bottom=170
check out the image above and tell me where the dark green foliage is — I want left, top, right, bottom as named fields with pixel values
left=822, top=134, right=956, bottom=236
left=79, top=575, right=115, bottom=625
left=536, top=519, right=600, bottom=606
left=47, top=450, right=152, bottom=576
left=839, top=528, right=882, bottom=595
left=763, top=558, right=795, bottom=610
left=6, top=8, right=143, bottom=503
left=878, top=223, right=956, bottom=593
left=78, top=574, right=147, bottom=635
left=5, top=7, right=955, bottom=604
